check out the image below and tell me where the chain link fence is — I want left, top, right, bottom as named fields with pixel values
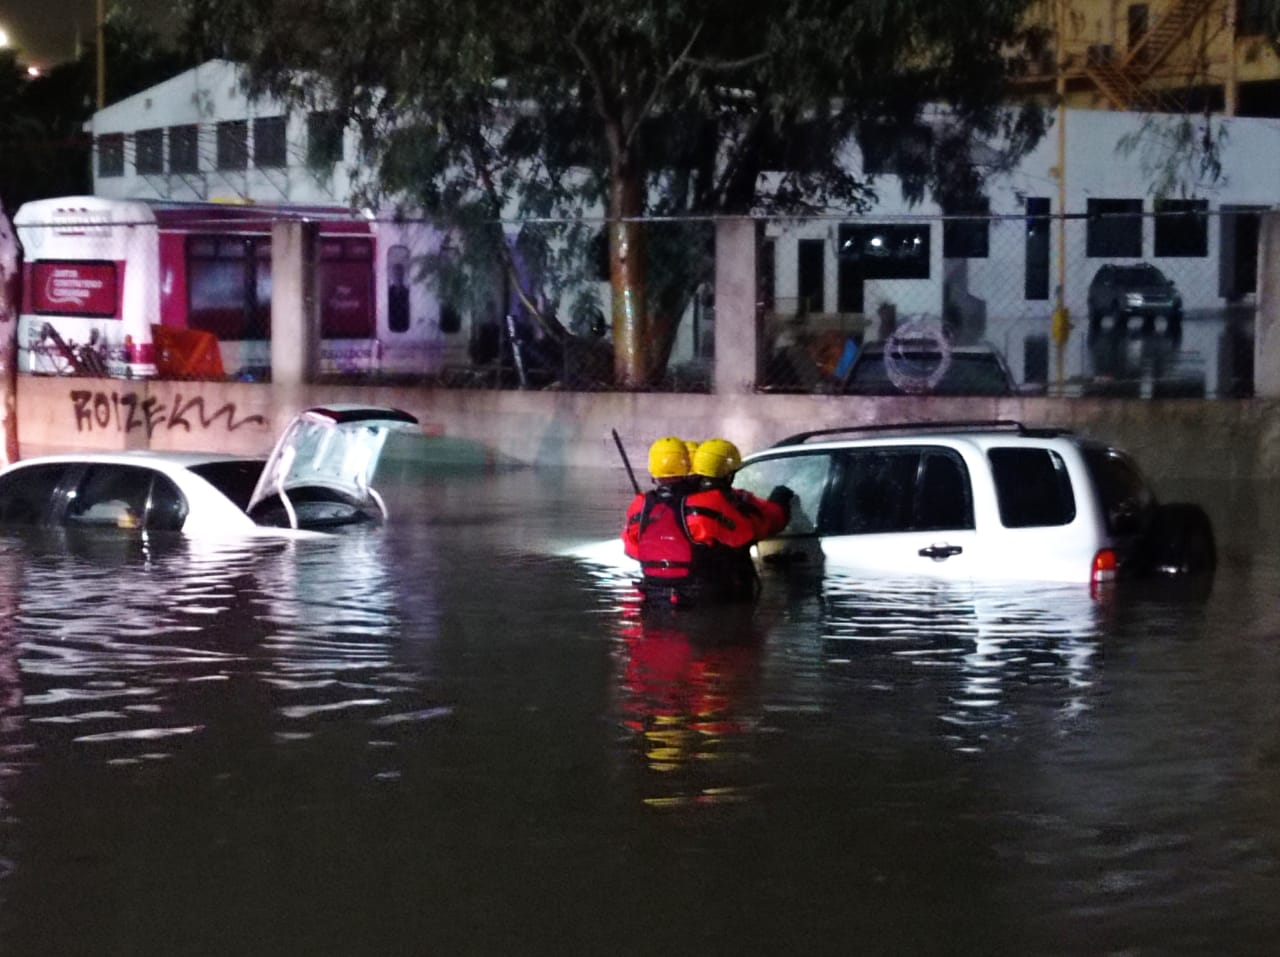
left=11, top=202, right=1261, bottom=398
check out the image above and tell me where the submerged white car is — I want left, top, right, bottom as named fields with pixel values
left=0, top=404, right=419, bottom=536
left=732, top=421, right=1216, bottom=586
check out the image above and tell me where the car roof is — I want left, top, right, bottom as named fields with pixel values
left=0, top=450, right=261, bottom=473
left=757, top=420, right=1086, bottom=451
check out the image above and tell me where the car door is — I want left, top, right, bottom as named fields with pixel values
left=817, top=446, right=979, bottom=580
left=733, top=449, right=837, bottom=568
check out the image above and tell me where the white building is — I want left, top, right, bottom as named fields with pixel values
left=84, top=61, right=1280, bottom=391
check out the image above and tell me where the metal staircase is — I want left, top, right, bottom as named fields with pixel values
left=1083, top=0, right=1216, bottom=110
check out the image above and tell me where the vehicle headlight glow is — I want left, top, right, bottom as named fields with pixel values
left=1125, top=292, right=1144, bottom=306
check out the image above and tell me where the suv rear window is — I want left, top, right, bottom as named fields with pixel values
left=1083, top=446, right=1154, bottom=535
left=988, top=447, right=1075, bottom=527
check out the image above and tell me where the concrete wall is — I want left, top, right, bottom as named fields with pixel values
left=17, top=374, right=1280, bottom=484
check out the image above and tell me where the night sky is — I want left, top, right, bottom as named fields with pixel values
left=1, top=0, right=180, bottom=69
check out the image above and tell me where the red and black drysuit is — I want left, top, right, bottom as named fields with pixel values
left=619, top=478, right=747, bottom=606
left=684, top=481, right=791, bottom=598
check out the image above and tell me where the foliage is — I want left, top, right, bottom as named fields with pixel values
left=182, top=0, right=1047, bottom=383
left=1115, top=113, right=1228, bottom=200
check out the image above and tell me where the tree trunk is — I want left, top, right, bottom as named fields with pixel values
left=0, top=204, right=19, bottom=466
left=609, top=155, right=649, bottom=389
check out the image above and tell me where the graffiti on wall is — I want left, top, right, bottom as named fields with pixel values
left=71, top=390, right=267, bottom=438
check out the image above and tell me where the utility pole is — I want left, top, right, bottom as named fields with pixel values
left=1050, top=0, right=1072, bottom=394
left=96, top=0, right=105, bottom=109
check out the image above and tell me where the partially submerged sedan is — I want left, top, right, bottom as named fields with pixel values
left=0, top=405, right=419, bottom=536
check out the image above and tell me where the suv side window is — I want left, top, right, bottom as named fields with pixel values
left=1083, top=446, right=1154, bottom=535
left=0, top=464, right=72, bottom=525
left=989, top=447, right=1076, bottom=527
left=824, top=447, right=973, bottom=535
left=732, top=452, right=833, bottom=535
left=915, top=451, right=973, bottom=531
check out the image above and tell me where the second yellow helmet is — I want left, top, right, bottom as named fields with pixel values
left=692, top=438, right=742, bottom=479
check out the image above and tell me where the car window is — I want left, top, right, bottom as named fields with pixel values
left=1083, top=446, right=1154, bottom=535
left=823, top=447, right=973, bottom=534
left=733, top=452, right=833, bottom=535
left=845, top=351, right=1012, bottom=396
left=988, top=447, right=1076, bottom=528
left=0, top=464, right=72, bottom=526
left=915, top=451, right=974, bottom=531
left=65, top=465, right=187, bottom=532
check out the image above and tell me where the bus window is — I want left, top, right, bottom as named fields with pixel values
left=187, top=236, right=269, bottom=341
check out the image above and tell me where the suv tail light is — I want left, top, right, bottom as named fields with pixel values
left=1091, top=548, right=1118, bottom=584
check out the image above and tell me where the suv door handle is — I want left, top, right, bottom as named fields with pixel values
left=918, top=543, right=963, bottom=561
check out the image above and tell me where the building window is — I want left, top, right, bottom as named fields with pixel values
left=254, top=116, right=287, bottom=168
left=216, top=120, right=248, bottom=170
left=797, top=238, right=825, bottom=313
left=1024, top=197, right=1050, bottom=300
left=838, top=224, right=931, bottom=280
left=307, top=112, right=344, bottom=167
left=1086, top=198, right=1143, bottom=258
left=97, top=133, right=124, bottom=177
left=169, top=124, right=199, bottom=173
left=942, top=200, right=990, bottom=259
left=135, top=128, right=164, bottom=174
left=1154, top=199, right=1208, bottom=257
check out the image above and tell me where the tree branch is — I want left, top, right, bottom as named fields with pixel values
left=622, top=21, right=706, bottom=155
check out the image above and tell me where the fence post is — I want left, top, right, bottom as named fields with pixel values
left=713, top=217, right=759, bottom=395
left=1255, top=212, right=1280, bottom=399
left=271, top=220, right=319, bottom=386
left=0, top=203, right=18, bottom=466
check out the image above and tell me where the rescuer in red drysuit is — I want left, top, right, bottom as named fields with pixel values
left=622, top=436, right=720, bottom=606
left=681, top=438, right=794, bottom=600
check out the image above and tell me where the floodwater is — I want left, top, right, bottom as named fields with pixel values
left=0, top=458, right=1278, bottom=956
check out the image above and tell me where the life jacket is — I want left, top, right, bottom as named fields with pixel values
left=628, top=485, right=697, bottom=581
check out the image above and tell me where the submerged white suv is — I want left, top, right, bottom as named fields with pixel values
left=732, top=421, right=1215, bottom=586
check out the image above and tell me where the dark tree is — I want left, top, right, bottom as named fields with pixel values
left=185, top=0, right=1046, bottom=386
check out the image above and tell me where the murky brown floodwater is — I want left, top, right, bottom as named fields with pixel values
left=0, top=457, right=1277, bottom=956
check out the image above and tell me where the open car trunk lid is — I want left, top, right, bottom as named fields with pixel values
left=247, top=405, right=420, bottom=530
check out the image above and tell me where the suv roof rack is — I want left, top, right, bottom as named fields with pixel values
left=774, top=420, right=1073, bottom=446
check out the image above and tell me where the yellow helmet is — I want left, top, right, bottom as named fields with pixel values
left=648, top=436, right=691, bottom=479
left=684, top=440, right=700, bottom=461
left=693, top=438, right=742, bottom=479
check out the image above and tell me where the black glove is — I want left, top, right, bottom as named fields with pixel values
left=768, top=485, right=795, bottom=506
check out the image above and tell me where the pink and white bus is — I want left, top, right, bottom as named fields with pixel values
left=15, top=196, right=458, bottom=379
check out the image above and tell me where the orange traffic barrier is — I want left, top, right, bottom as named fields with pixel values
left=151, top=325, right=225, bottom=379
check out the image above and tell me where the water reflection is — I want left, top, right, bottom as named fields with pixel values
left=814, top=575, right=1104, bottom=752
left=614, top=597, right=767, bottom=809
left=0, top=525, right=448, bottom=768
